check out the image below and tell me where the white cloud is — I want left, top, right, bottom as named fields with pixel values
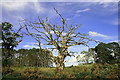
left=65, top=61, right=78, bottom=67
left=64, top=54, right=79, bottom=66
left=45, top=31, right=55, bottom=35
left=45, top=31, right=72, bottom=36
left=67, top=55, right=77, bottom=63
left=2, top=2, right=45, bottom=13
left=64, top=52, right=94, bottom=66
left=0, top=40, right=3, bottom=43
left=50, top=31, right=55, bottom=34
left=23, top=45, right=39, bottom=48
left=33, top=2, right=45, bottom=13
left=89, top=31, right=112, bottom=39
left=77, top=54, right=94, bottom=62
left=76, top=8, right=90, bottom=13
left=2, top=2, right=28, bottom=10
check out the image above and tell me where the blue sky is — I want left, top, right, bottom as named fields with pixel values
left=1, top=1, right=118, bottom=66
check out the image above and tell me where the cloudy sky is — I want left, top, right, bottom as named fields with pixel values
left=1, top=0, right=119, bottom=66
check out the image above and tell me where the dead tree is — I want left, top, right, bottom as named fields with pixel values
left=19, top=8, right=98, bottom=71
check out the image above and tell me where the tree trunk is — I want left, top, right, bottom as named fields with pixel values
left=56, top=61, right=64, bottom=71
left=55, top=55, right=65, bottom=71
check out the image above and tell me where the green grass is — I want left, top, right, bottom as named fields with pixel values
left=2, top=64, right=120, bottom=79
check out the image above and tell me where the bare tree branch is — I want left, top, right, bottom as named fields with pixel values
left=19, top=8, right=99, bottom=70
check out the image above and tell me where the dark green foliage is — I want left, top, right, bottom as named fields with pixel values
left=94, top=42, right=120, bottom=64
left=3, top=72, right=24, bottom=78
left=12, top=48, right=53, bottom=67
left=2, top=67, right=24, bottom=78
left=2, top=22, right=22, bottom=50
left=107, top=42, right=120, bottom=63
left=2, top=58, right=12, bottom=67
left=2, top=67, right=14, bottom=75
left=1, top=22, right=23, bottom=67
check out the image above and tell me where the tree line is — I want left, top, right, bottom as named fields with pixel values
left=2, top=48, right=53, bottom=67
left=1, top=22, right=53, bottom=67
left=76, top=42, right=120, bottom=65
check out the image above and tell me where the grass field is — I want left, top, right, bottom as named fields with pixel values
left=2, top=63, right=120, bottom=79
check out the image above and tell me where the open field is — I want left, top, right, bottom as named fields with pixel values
left=2, top=63, right=120, bottom=79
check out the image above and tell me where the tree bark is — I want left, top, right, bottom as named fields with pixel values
left=55, top=55, right=65, bottom=71
left=55, top=61, right=65, bottom=71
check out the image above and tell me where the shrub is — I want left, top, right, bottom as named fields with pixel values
left=3, top=72, right=24, bottom=78
left=55, top=71, right=69, bottom=78
left=67, top=72, right=76, bottom=78
left=2, top=67, right=14, bottom=75
left=106, top=71, right=119, bottom=78
left=23, top=68, right=44, bottom=79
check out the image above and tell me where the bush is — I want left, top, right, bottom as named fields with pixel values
left=2, top=67, right=24, bottom=78
left=55, top=71, right=76, bottom=78
left=2, top=72, right=24, bottom=78
left=23, top=68, right=44, bottom=79
left=2, top=67, right=14, bottom=75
